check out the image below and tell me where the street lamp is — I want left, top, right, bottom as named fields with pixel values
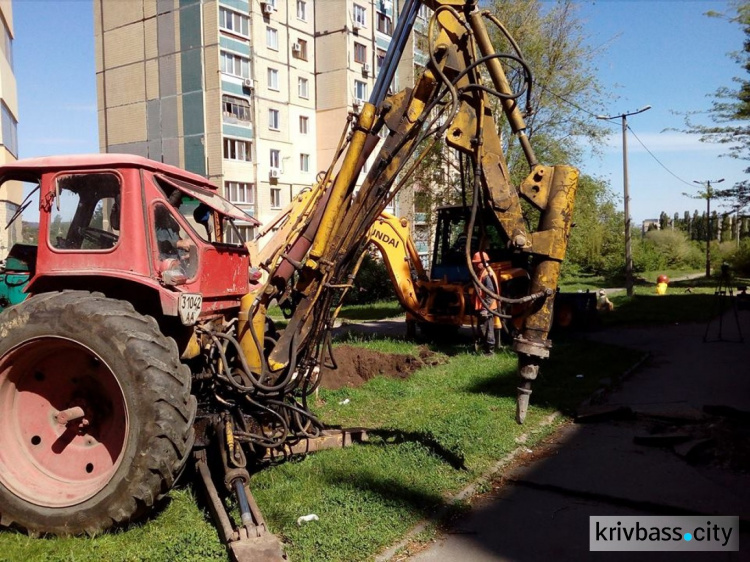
left=596, top=105, right=652, bottom=297
left=690, top=178, right=724, bottom=277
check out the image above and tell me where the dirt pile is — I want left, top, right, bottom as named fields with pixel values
left=319, top=345, right=441, bottom=390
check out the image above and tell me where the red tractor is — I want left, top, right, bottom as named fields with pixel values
left=0, top=154, right=258, bottom=536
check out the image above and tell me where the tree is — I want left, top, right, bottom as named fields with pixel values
left=684, top=210, right=692, bottom=237
left=486, top=0, right=609, bottom=182
left=402, top=0, right=612, bottom=273
left=564, top=174, right=622, bottom=276
left=659, top=211, right=670, bottom=230
left=687, top=3, right=750, bottom=211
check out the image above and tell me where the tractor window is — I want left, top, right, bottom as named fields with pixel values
left=49, top=173, right=121, bottom=251
left=152, top=203, right=199, bottom=280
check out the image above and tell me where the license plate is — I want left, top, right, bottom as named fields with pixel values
left=178, top=293, right=202, bottom=326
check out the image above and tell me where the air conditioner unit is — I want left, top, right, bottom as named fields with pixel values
left=292, top=42, right=302, bottom=54
left=269, top=167, right=281, bottom=179
left=263, top=3, right=274, bottom=15
left=352, top=98, right=363, bottom=109
left=242, top=78, right=255, bottom=90
left=352, top=20, right=361, bottom=33
left=362, top=63, right=371, bottom=76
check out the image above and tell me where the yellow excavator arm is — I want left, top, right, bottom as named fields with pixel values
left=238, top=0, right=578, bottom=430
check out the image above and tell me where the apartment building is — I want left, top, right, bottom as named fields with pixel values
left=0, top=0, right=19, bottom=255
left=95, top=0, right=429, bottom=252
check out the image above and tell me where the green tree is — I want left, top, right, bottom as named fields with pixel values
left=486, top=0, right=609, bottom=182
left=659, top=211, right=670, bottom=230
left=563, top=174, right=622, bottom=276
left=687, top=3, right=750, bottom=211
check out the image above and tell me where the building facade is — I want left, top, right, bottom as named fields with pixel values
left=0, top=0, right=19, bottom=255
left=94, top=0, right=433, bottom=253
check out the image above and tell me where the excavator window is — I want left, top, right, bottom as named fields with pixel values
left=431, top=207, right=512, bottom=282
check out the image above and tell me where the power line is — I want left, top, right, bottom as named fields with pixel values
left=625, top=125, right=695, bottom=188
left=534, top=82, right=619, bottom=126
left=535, top=84, right=705, bottom=189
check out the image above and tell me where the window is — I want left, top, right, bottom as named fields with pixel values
left=354, top=42, right=366, bottom=64
left=270, top=188, right=281, bottom=209
left=270, top=149, right=280, bottom=168
left=222, top=95, right=251, bottom=124
left=417, top=4, right=430, bottom=20
left=267, top=67, right=279, bottom=90
left=224, top=138, right=252, bottom=161
left=415, top=32, right=428, bottom=53
left=354, top=80, right=368, bottom=101
left=300, top=153, right=310, bottom=172
left=298, top=77, right=309, bottom=99
left=266, top=27, right=278, bottom=50
left=221, top=50, right=250, bottom=78
left=0, top=18, right=12, bottom=69
left=294, top=38, right=308, bottom=60
left=268, top=108, right=280, bottom=131
left=376, top=48, right=386, bottom=74
left=377, top=12, right=392, bottom=35
left=299, top=115, right=309, bottom=134
left=226, top=224, right=255, bottom=245
left=353, top=4, right=366, bottom=27
left=2, top=103, right=17, bottom=158
left=219, top=7, right=249, bottom=37
left=49, top=173, right=121, bottom=251
left=297, top=0, right=307, bottom=21
left=224, top=181, right=255, bottom=204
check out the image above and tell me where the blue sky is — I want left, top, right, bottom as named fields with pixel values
left=11, top=1, right=749, bottom=224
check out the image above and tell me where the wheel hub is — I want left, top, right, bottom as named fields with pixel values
left=0, top=338, right=129, bottom=507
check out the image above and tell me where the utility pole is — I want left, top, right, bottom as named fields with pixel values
left=597, top=105, right=651, bottom=297
left=688, top=178, right=724, bottom=277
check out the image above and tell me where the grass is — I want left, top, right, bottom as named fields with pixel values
left=9, top=269, right=728, bottom=561
left=0, top=336, right=642, bottom=562
left=558, top=269, right=703, bottom=292
left=601, top=273, right=750, bottom=327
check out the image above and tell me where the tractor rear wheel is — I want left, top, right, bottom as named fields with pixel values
left=0, top=291, right=196, bottom=535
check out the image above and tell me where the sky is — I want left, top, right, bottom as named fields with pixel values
left=10, top=0, right=750, bottom=225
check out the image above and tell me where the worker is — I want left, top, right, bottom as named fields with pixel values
left=472, top=251, right=499, bottom=354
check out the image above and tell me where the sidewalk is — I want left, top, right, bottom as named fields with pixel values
left=404, top=308, right=750, bottom=561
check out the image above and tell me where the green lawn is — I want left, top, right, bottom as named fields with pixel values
left=8, top=269, right=728, bottom=561
left=0, top=336, right=641, bottom=562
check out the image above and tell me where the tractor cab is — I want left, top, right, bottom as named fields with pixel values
left=0, top=154, right=259, bottom=321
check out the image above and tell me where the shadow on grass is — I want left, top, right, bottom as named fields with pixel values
left=605, top=293, right=728, bottom=327
left=363, top=428, right=468, bottom=471
left=319, top=468, right=464, bottom=524
left=465, top=337, right=643, bottom=416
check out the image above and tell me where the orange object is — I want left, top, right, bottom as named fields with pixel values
left=471, top=251, right=490, bottom=264
left=657, top=274, right=669, bottom=284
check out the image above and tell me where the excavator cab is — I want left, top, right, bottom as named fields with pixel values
left=431, top=205, right=517, bottom=283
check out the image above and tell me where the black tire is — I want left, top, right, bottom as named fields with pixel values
left=0, top=291, right=196, bottom=536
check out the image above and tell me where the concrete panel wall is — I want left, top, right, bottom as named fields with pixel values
left=105, top=63, right=146, bottom=108
left=101, top=0, right=144, bottom=32
left=103, top=22, right=145, bottom=69
left=107, top=102, right=147, bottom=145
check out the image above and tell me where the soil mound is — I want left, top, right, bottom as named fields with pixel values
left=320, top=345, right=440, bottom=390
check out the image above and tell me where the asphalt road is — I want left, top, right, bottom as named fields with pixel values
left=396, top=307, right=750, bottom=561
